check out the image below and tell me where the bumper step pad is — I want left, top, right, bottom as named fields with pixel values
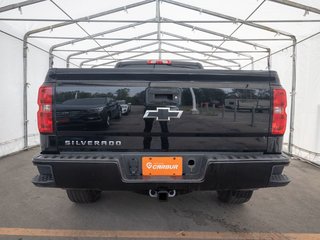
left=32, top=174, right=55, bottom=187
left=268, top=174, right=290, bottom=187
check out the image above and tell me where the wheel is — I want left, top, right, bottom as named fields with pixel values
left=66, top=189, right=101, bottom=203
left=217, top=190, right=253, bottom=204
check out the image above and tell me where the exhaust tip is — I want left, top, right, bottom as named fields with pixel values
left=149, top=189, right=157, bottom=198
left=168, top=190, right=176, bottom=198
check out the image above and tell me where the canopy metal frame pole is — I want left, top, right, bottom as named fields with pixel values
left=47, top=0, right=297, bottom=70
left=91, top=50, right=159, bottom=68
left=50, top=0, right=115, bottom=61
left=89, top=49, right=234, bottom=69
left=79, top=37, right=244, bottom=68
left=66, top=32, right=157, bottom=67
left=75, top=57, right=253, bottom=61
left=57, top=49, right=268, bottom=53
left=79, top=42, right=159, bottom=67
left=156, top=0, right=161, bottom=59
left=22, top=39, right=28, bottom=149
left=161, top=31, right=256, bottom=59
left=162, top=0, right=298, bottom=69
left=288, top=38, right=297, bottom=154
left=2, top=18, right=320, bottom=23
left=161, top=50, right=235, bottom=69
left=162, top=0, right=295, bottom=38
left=62, top=51, right=264, bottom=54
left=163, top=18, right=271, bottom=50
left=66, top=30, right=257, bottom=69
left=251, top=57, right=255, bottom=70
left=162, top=19, right=271, bottom=69
left=29, top=36, right=293, bottom=41
left=0, top=0, right=46, bottom=13
left=161, top=42, right=241, bottom=68
left=268, top=0, right=320, bottom=15
left=210, top=0, right=267, bottom=57
left=50, top=19, right=155, bottom=67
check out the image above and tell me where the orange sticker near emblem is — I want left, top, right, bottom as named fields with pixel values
left=142, top=156, right=183, bottom=176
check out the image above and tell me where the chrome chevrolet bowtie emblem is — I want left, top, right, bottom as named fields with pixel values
left=143, top=107, right=183, bottom=121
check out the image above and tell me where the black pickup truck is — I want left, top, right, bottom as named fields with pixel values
left=33, top=60, right=289, bottom=204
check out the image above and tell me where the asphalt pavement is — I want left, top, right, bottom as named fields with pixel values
left=0, top=147, right=319, bottom=240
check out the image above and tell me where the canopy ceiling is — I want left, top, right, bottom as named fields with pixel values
left=0, top=0, right=319, bottom=69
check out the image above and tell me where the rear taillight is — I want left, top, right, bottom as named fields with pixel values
left=272, top=88, right=287, bottom=135
left=37, top=84, right=53, bottom=133
left=147, top=59, right=172, bottom=65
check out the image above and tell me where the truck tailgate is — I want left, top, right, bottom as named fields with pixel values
left=52, top=70, right=274, bottom=153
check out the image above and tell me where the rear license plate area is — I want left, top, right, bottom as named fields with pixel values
left=142, top=156, right=183, bottom=176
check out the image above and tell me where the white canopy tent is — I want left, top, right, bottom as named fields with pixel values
left=0, top=0, right=319, bottom=164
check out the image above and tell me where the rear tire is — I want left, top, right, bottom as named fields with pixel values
left=66, top=189, right=101, bottom=203
left=217, top=190, right=253, bottom=204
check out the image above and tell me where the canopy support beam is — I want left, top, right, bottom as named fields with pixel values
left=52, top=20, right=154, bottom=67
left=162, top=42, right=240, bottom=68
left=211, top=0, right=267, bottom=57
left=85, top=40, right=239, bottom=69
left=79, top=42, right=159, bottom=67
left=91, top=50, right=158, bottom=68
left=162, top=0, right=294, bottom=38
left=268, top=0, right=320, bottom=15
left=67, top=31, right=157, bottom=67
left=29, top=35, right=292, bottom=41
left=59, top=49, right=265, bottom=53
left=67, top=30, right=255, bottom=67
left=161, top=31, right=256, bottom=59
left=76, top=57, right=252, bottom=60
left=162, top=0, right=297, bottom=71
left=161, top=50, right=234, bottom=69
left=163, top=18, right=270, bottom=50
left=163, top=18, right=271, bottom=68
left=49, top=20, right=154, bottom=67
left=288, top=38, right=297, bottom=154
left=2, top=18, right=320, bottom=23
left=156, top=0, right=162, bottom=59
left=0, top=0, right=46, bottom=13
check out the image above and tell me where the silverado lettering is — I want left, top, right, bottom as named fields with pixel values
left=65, top=140, right=122, bottom=146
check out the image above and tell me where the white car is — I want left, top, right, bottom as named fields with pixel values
left=117, top=101, right=131, bottom=115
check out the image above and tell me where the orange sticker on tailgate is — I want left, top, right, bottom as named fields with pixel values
left=142, top=156, right=183, bottom=176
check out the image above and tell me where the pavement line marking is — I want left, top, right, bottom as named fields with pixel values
left=0, top=228, right=320, bottom=239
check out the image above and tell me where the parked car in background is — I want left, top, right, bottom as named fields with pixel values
left=117, top=100, right=131, bottom=115
left=56, top=97, right=121, bottom=130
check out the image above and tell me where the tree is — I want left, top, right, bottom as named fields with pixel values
left=116, top=88, right=130, bottom=101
